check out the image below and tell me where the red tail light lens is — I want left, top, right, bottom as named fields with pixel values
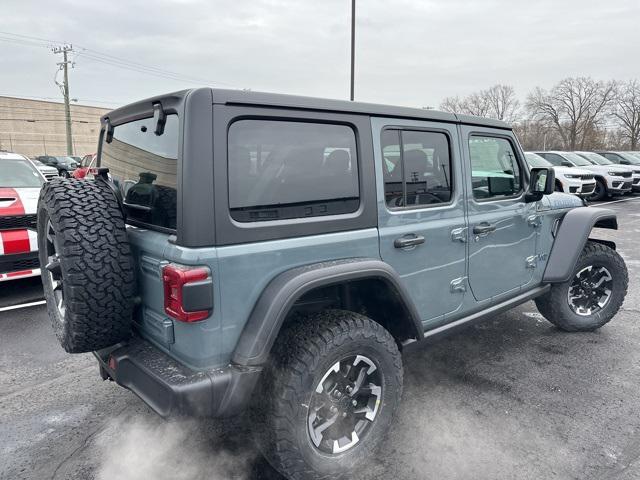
left=162, top=264, right=210, bottom=322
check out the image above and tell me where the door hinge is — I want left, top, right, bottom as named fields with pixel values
left=450, top=277, right=467, bottom=293
left=526, top=256, right=538, bottom=269
left=450, top=227, right=468, bottom=243
left=527, top=214, right=542, bottom=228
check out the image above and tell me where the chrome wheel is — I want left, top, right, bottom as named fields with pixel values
left=44, top=219, right=65, bottom=318
left=307, top=355, right=382, bottom=454
left=567, top=265, right=613, bottom=316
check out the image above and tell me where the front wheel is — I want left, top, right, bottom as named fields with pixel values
left=253, top=310, right=403, bottom=480
left=59, top=169, right=70, bottom=178
left=589, top=179, right=606, bottom=202
left=535, top=241, right=628, bottom=332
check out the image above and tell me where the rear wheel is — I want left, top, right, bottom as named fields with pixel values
left=536, top=241, right=627, bottom=332
left=38, top=179, right=136, bottom=353
left=253, top=310, right=403, bottom=480
left=589, top=179, right=606, bottom=201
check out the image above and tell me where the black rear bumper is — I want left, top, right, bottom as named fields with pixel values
left=94, top=337, right=262, bottom=418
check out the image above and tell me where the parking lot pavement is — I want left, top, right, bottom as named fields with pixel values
left=1, top=197, right=640, bottom=480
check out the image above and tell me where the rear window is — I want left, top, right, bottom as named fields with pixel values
left=228, top=120, right=359, bottom=222
left=100, top=114, right=179, bottom=231
left=0, top=159, right=44, bottom=188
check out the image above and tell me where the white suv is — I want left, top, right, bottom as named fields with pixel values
left=535, top=151, right=631, bottom=201
left=576, top=151, right=640, bottom=194
left=524, top=152, right=595, bottom=197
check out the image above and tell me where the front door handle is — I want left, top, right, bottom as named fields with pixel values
left=473, top=223, right=496, bottom=236
left=394, top=234, right=425, bottom=249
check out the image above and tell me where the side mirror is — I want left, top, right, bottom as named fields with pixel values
left=561, top=161, right=573, bottom=167
left=525, top=167, right=555, bottom=202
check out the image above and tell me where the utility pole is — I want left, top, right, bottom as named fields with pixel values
left=53, top=45, right=74, bottom=155
left=350, top=0, right=355, bottom=101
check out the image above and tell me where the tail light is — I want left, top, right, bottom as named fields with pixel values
left=162, top=264, right=212, bottom=322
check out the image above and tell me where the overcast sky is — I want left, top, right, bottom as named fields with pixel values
left=2, top=0, right=640, bottom=110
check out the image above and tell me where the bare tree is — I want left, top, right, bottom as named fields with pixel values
left=526, top=77, right=617, bottom=150
left=440, top=96, right=465, bottom=114
left=440, top=84, right=518, bottom=121
left=612, top=79, right=640, bottom=149
left=485, top=85, right=520, bottom=122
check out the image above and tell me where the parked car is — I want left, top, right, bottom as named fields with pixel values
left=38, top=89, right=629, bottom=480
left=576, top=151, right=640, bottom=194
left=34, top=155, right=79, bottom=178
left=0, top=151, right=44, bottom=281
left=524, top=152, right=595, bottom=197
left=534, top=151, right=632, bottom=201
left=72, top=153, right=97, bottom=179
left=30, top=158, right=59, bottom=181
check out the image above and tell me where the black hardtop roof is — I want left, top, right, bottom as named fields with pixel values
left=103, top=87, right=511, bottom=130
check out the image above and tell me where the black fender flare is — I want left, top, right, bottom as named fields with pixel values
left=543, top=207, right=617, bottom=283
left=231, top=258, right=423, bottom=367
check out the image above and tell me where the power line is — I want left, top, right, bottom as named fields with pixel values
left=0, top=31, right=240, bottom=88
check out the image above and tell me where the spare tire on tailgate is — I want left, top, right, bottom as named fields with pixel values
left=37, top=178, right=136, bottom=353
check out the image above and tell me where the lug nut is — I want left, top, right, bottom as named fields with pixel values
left=352, top=400, right=357, bottom=407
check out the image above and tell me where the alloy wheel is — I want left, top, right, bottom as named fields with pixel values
left=567, top=265, right=613, bottom=316
left=307, top=355, right=382, bottom=454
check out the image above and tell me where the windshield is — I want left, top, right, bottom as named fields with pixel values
left=525, top=153, right=552, bottom=168
left=616, top=152, right=640, bottom=165
left=562, top=152, right=592, bottom=166
left=0, top=159, right=44, bottom=188
left=578, top=152, right=612, bottom=165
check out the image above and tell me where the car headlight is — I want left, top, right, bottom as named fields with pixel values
left=564, top=174, right=580, bottom=179
left=608, top=171, right=622, bottom=176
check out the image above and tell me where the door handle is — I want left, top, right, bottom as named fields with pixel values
left=394, top=234, right=425, bottom=249
left=473, top=223, right=496, bottom=236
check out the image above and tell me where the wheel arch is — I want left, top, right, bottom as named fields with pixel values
left=231, top=259, right=423, bottom=367
left=543, top=207, right=617, bottom=283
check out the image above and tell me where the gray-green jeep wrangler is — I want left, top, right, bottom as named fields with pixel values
left=38, top=89, right=628, bottom=480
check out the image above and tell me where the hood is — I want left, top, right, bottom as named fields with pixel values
left=0, top=187, right=39, bottom=216
left=580, top=165, right=628, bottom=175
left=538, top=192, right=584, bottom=211
left=553, top=166, right=592, bottom=176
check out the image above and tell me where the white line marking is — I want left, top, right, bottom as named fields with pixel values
left=596, top=196, right=640, bottom=206
left=0, top=300, right=46, bottom=312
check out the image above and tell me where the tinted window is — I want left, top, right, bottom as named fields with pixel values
left=469, top=136, right=522, bottom=200
left=0, top=159, right=44, bottom=188
left=524, top=153, right=552, bottom=168
left=100, top=114, right=179, bottom=231
left=538, top=153, right=565, bottom=167
left=228, top=120, right=359, bottom=222
left=381, top=129, right=453, bottom=209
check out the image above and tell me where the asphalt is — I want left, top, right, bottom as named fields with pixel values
left=1, top=197, right=640, bottom=480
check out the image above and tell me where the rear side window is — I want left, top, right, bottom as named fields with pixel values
left=381, top=129, right=453, bottom=209
left=228, top=120, right=359, bottom=222
left=100, top=114, right=179, bottom=231
left=469, top=136, right=522, bottom=200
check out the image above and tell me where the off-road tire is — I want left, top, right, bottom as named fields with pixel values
left=253, top=310, right=403, bottom=480
left=589, top=179, right=606, bottom=202
left=535, top=241, right=627, bottom=332
left=37, top=178, right=136, bottom=353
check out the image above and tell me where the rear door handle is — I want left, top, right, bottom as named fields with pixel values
left=394, top=234, right=425, bottom=249
left=473, top=223, right=496, bottom=236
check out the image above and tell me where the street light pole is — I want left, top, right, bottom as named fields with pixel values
left=350, top=0, right=355, bottom=101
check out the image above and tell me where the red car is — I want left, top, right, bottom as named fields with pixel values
left=0, top=152, right=44, bottom=281
left=72, top=153, right=97, bottom=179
